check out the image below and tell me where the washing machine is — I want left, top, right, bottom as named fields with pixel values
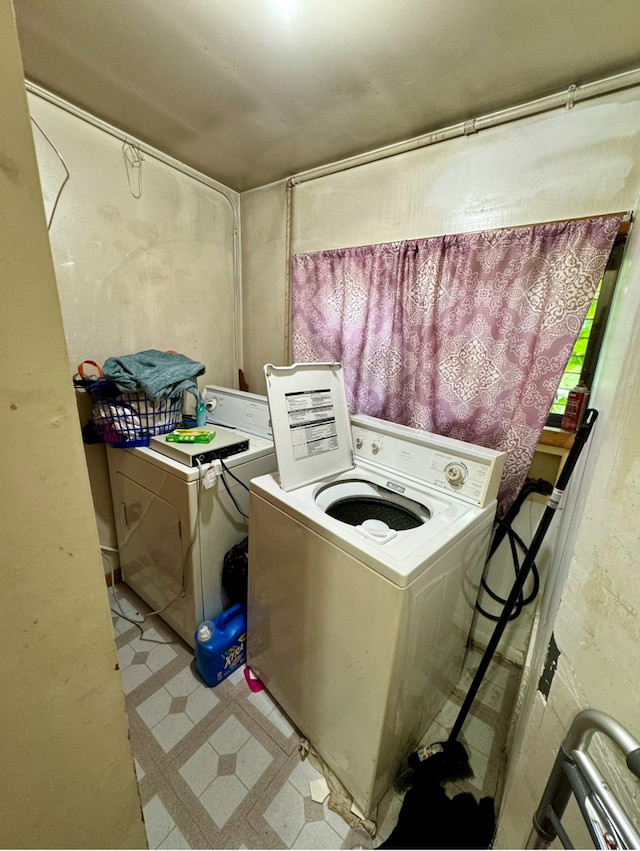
left=247, top=363, right=505, bottom=816
left=107, top=386, right=275, bottom=647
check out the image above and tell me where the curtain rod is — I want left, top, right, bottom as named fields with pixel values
left=288, top=212, right=631, bottom=257
left=289, top=67, right=640, bottom=187
left=462, top=211, right=632, bottom=238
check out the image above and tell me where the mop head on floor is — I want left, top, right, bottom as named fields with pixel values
left=377, top=774, right=495, bottom=850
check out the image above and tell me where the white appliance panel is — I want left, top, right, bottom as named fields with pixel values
left=203, top=384, right=272, bottom=439
left=250, top=468, right=494, bottom=587
left=115, top=476, right=185, bottom=597
left=250, top=368, right=504, bottom=816
left=351, top=414, right=505, bottom=509
left=264, top=362, right=354, bottom=491
left=111, top=463, right=199, bottom=644
left=248, top=489, right=494, bottom=813
left=107, top=388, right=276, bottom=647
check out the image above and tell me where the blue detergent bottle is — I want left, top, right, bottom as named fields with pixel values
left=194, top=604, right=247, bottom=687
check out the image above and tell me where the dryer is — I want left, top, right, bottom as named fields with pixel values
left=247, top=363, right=505, bottom=816
left=107, top=386, right=275, bottom=647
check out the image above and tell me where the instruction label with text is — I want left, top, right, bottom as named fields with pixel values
left=285, top=390, right=338, bottom=459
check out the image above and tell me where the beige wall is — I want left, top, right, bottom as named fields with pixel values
left=240, top=179, right=289, bottom=395
left=496, top=214, right=640, bottom=847
left=289, top=87, right=640, bottom=252
left=28, top=90, right=240, bottom=570
left=0, top=4, right=147, bottom=848
left=240, top=87, right=640, bottom=846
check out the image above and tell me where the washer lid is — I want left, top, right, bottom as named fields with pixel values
left=264, top=362, right=354, bottom=491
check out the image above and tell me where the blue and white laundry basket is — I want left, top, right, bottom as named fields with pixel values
left=74, top=360, right=183, bottom=448
left=90, top=382, right=183, bottom=447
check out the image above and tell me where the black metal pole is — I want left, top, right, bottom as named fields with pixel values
left=448, top=409, right=599, bottom=743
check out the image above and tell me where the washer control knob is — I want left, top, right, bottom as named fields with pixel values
left=445, top=462, right=466, bottom=486
left=371, top=437, right=382, bottom=454
left=355, top=436, right=364, bottom=449
left=205, top=397, right=218, bottom=412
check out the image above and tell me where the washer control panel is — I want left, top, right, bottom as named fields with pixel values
left=203, top=385, right=272, bottom=439
left=350, top=416, right=505, bottom=508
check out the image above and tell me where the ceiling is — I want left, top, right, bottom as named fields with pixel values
left=12, top=0, right=640, bottom=192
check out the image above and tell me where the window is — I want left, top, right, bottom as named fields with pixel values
left=547, top=232, right=627, bottom=427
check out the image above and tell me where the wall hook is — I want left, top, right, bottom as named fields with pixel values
left=123, top=141, right=144, bottom=198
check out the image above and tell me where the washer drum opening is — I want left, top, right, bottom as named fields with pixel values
left=325, top=496, right=424, bottom=530
left=315, top=478, right=431, bottom=532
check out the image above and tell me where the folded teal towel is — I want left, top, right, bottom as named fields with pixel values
left=103, top=349, right=206, bottom=402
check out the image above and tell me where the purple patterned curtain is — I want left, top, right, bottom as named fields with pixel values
left=291, top=217, right=622, bottom=515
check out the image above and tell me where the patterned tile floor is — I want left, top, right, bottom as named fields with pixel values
left=110, top=583, right=522, bottom=849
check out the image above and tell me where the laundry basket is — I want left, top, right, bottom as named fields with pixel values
left=74, top=360, right=183, bottom=448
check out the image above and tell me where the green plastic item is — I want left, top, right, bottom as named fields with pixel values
left=165, top=428, right=216, bottom=444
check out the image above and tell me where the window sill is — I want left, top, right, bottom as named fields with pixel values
left=538, top=427, right=576, bottom=450
left=527, top=428, right=576, bottom=501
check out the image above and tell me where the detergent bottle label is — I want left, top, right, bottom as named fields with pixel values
left=218, top=634, right=247, bottom=680
left=194, top=606, right=247, bottom=688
